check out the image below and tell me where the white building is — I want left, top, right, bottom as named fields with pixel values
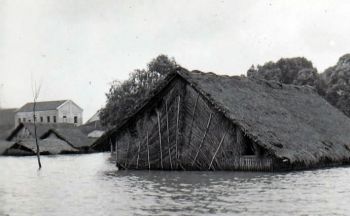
left=15, top=100, right=83, bottom=126
left=86, top=110, right=100, bottom=124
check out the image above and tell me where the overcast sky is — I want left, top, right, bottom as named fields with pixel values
left=1, top=0, right=350, bottom=121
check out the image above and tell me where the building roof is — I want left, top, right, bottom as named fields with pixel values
left=41, top=127, right=95, bottom=148
left=6, top=123, right=76, bottom=141
left=0, top=140, right=15, bottom=155
left=86, top=111, right=100, bottom=123
left=0, top=108, right=17, bottom=126
left=16, top=100, right=68, bottom=112
left=8, top=139, right=79, bottom=155
left=78, top=120, right=105, bottom=135
left=0, top=108, right=17, bottom=139
left=93, top=68, right=350, bottom=165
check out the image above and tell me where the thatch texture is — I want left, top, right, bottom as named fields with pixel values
left=178, top=70, right=350, bottom=165
left=0, top=140, right=15, bottom=155
left=79, top=120, right=106, bottom=138
left=93, top=68, right=350, bottom=170
left=41, top=128, right=95, bottom=149
left=4, top=138, right=79, bottom=156
left=7, top=123, right=76, bottom=141
left=6, top=122, right=93, bottom=153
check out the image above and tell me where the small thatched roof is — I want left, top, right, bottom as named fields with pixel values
left=78, top=120, right=105, bottom=135
left=6, top=123, right=76, bottom=141
left=41, top=128, right=94, bottom=148
left=94, top=68, right=350, bottom=165
left=0, top=140, right=15, bottom=155
left=10, top=139, right=79, bottom=155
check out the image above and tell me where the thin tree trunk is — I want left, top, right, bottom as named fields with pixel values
left=33, top=101, right=41, bottom=169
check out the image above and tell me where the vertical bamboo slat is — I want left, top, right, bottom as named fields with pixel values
left=209, top=132, right=227, bottom=170
left=187, top=94, right=199, bottom=147
left=191, top=112, right=213, bottom=167
left=125, top=136, right=130, bottom=168
left=109, top=139, right=113, bottom=154
left=175, top=95, right=181, bottom=164
left=136, top=141, right=141, bottom=168
left=146, top=131, right=150, bottom=170
left=115, top=139, right=118, bottom=166
left=157, top=111, right=163, bottom=169
left=165, top=100, right=173, bottom=170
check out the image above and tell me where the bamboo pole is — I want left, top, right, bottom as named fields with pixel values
left=125, top=136, right=130, bottom=168
left=109, top=138, right=113, bottom=154
left=115, top=139, right=118, bottom=166
left=187, top=94, right=199, bottom=147
left=157, top=111, right=163, bottom=169
left=110, top=139, right=112, bottom=153
left=191, top=112, right=213, bottom=167
left=175, top=95, right=181, bottom=163
left=33, top=102, right=41, bottom=169
left=165, top=99, right=173, bottom=170
left=136, top=140, right=141, bottom=168
left=209, top=132, right=227, bottom=170
left=146, top=131, right=150, bottom=170
left=109, top=138, right=113, bottom=156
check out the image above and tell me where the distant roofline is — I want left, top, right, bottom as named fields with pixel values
left=0, top=108, right=18, bottom=112
left=16, top=99, right=83, bottom=113
left=57, top=100, right=83, bottom=111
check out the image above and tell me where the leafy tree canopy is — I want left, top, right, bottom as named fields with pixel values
left=100, top=54, right=179, bottom=127
left=247, top=55, right=350, bottom=117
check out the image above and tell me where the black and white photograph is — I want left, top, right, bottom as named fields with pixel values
left=1, top=1, right=350, bottom=215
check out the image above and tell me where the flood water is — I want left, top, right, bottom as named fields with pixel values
left=0, top=153, right=349, bottom=216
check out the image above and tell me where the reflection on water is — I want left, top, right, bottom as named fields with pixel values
left=0, top=153, right=349, bottom=216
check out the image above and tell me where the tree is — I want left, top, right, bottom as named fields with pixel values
left=320, top=54, right=350, bottom=117
left=31, top=78, right=42, bottom=169
left=247, top=54, right=350, bottom=118
left=100, top=54, right=179, bottom=127
left=247, top=57, right=317, bottom=84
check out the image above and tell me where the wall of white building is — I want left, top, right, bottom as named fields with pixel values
left=57, top=100, right=83, bottom=125
left=15, top=100, right=83, bottom=126
left=15, top=110, right=58, bottom=126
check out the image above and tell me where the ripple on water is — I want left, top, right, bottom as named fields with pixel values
left=1, top=154, right=350, bottom=216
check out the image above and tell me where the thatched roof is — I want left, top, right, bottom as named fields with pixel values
left=78, top=120, right=105, bottom=135
left=94, top=68, right=350, bottom=165
left=10, top=138, right=79, bottom=155
left=6, top=123, right=76, bottom=141
left=0, top=108, right=16, bottom=126
left=0, top=140, right=15, bottom=154
left=41, top=128, right=94, bottom=148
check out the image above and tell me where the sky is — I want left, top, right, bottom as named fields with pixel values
left=1, top=0, right=350, bottom=121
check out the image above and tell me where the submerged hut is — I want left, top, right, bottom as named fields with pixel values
left=4, top=138, right=79, bottom=156
left=6, top=123, right=92, bottom=154
left=0, top=140, right=15, bottom=155
left=6, top=123, right=76, bottom=141
left=40, top=128, right=95, bottom=152
left=92, top=68, right=350, bottom=171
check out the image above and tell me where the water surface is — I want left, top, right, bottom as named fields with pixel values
left=0, top=153, right=349, bottom=216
